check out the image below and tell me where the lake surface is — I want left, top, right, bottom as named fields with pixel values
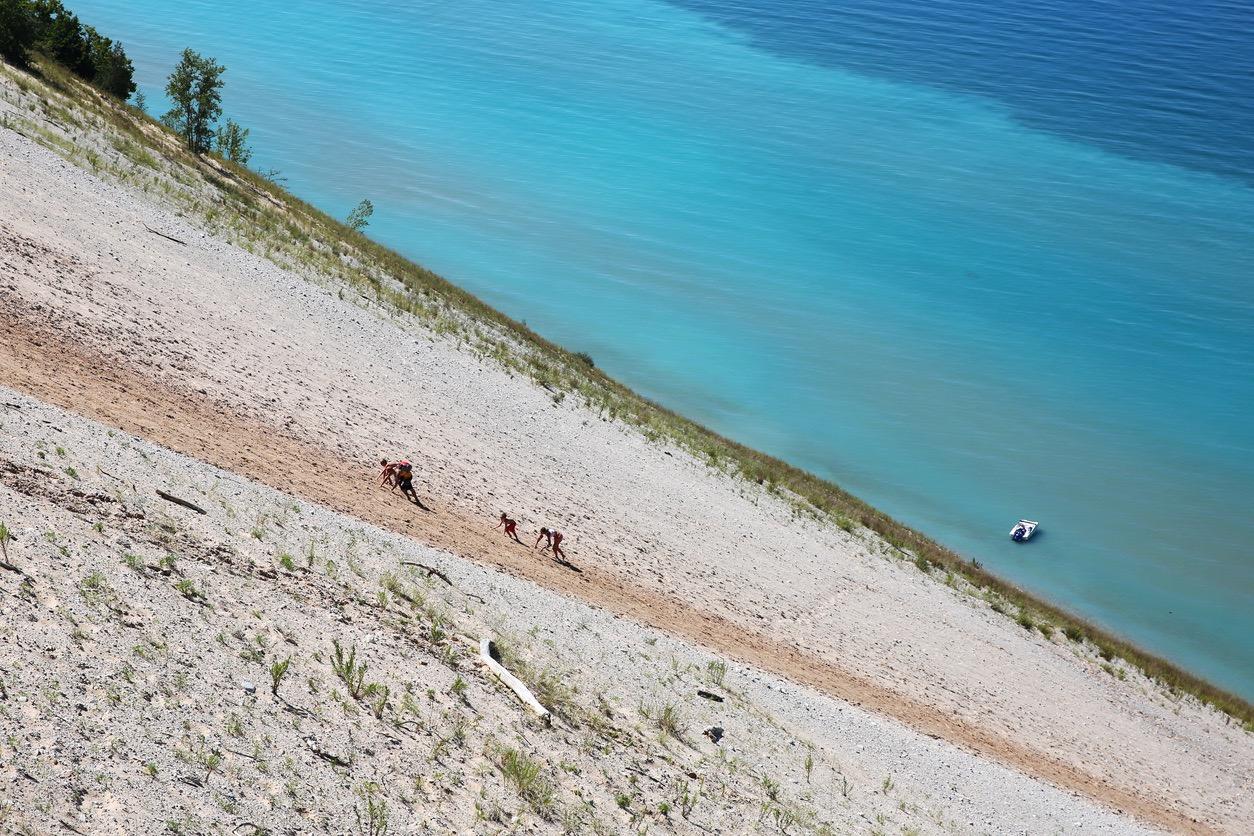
left=72, top=0, right=1254, bottom=698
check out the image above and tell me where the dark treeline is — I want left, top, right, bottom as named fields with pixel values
left=1, top=2, right=259, bottom=166
left=0, top=0, right=135, bottom=100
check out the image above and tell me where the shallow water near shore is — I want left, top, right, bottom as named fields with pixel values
left=72, top=0, right=1254, bottom=697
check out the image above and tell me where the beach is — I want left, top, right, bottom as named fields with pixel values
left=2, top=67, right=1251, bottom=832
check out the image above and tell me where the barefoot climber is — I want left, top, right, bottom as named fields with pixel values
left=496, top=513, right=524, bottom=544
left=380, top=457, right=420, bottom=503
left=535, top=527, right=565, bottom=560
left=378, top=458, right=399, bottom=491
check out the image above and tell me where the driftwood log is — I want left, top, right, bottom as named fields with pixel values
left=143, top=224, right=187, bottom=246
left=155, top=489, right=207, bottom=515
left=479, top=638, right=551, bottom=725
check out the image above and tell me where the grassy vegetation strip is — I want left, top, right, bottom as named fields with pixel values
left=3, top=55, right=1251, bottom=726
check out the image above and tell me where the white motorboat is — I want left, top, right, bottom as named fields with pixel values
left=1010, top=519, right=1038, bottom=542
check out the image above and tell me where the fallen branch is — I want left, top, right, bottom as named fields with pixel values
left=96, top=465, right=136, bottom=493
left=155, top=489, right=207, bottom=515
left=401, top=561, right=452, bottom=586
left=306, top=741, right=350, bottom=768
left=479, top=637, right=551, bottom=726
left=143, top=224, right=187, bottom=246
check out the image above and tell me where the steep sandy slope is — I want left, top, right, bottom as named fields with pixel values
left=0, top=392, right=1151, bottom=834
left=1, top=70, right=1251, bottom=832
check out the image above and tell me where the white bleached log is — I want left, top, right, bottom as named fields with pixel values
left=479, top=637, right=551, bottom=725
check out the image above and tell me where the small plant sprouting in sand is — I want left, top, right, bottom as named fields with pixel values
left=641, top=702, right=687, bottom=743
left=761, top=776, right=781, bottom=802
left=278, top=553, right=296, bottom=572
left=365, top=683, right=390, bottom=720
left=705, top=660, right=727, bottom=688
left=175, top=579, right=206, bottom=604
left=1017, top=611, right=1036, bottom=632
left=225, top=714, right=243, bottom=738
left=355, top=783, right=389, bottom=836
left=450, top=675, right=468, bottom=700
left=804, top=749, right=814, bottom=782
left=1063, top=625, right=1086, bottom=643
left=0, top=522, right=15, bottom=570
left=676, top=778, right=702, bottom=818
left=79, top=571, right=110, bottom=607
left=331, top=640, right=368, bottom=699
left=64, top=466, right=80, bottom=480
left=881, top=773, right=894, bottom=794
left=200, top=749, right=223, bottom=783
left=144, top=761, right=158, bottom=779
left=497, top=747, right=555, bottom=818
left=270, top=657, right=291, bottom=696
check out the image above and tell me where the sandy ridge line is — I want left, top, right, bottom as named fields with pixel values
left=0, top=308, right=1202, bottom=834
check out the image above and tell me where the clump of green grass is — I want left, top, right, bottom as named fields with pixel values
left=270, top=657, right=291, bottom=696
left=497, top=748, right=555, bottom=818
left=331, top=640, right=368, bottom=699
left=175, top=579, right=205, bottom=603
left=642, top=702, right=687, bottom=743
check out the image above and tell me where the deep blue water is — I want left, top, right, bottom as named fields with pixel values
left=69, top=0, right=1254, bottom=698
left=673, top=0, right=1254, bottom=183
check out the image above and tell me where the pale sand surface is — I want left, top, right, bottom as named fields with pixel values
left=1, top=76, right=1251, bottom=833
left=0, top=389, right=1154, bottom=834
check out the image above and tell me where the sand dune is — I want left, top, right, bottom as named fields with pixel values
left=1, top=67, right=1251, bottom=833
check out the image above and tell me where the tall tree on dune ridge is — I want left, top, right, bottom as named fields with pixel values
left=0, top=0, right=37, bottom=67
left=32, top=0, right=93, bottom=77
left=85, top=25, right=135, bottom=100
left=163, top=48, right=225, bottom=154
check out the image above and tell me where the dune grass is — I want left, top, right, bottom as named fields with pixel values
left=3, top=55, right=1251, bottom=727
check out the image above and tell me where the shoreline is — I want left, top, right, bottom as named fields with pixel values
left=1, top=56, right=1249, bottom=724
left=2, top=57, right=1253, bottom=830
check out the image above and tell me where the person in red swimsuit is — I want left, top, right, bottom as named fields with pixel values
left=496, top=512, right=523, bottom=544
left=378, top=458, right=399, bottom=492
left=534, top=527, right=565, bottom=560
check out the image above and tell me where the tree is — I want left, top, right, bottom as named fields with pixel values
left=163, top=48, right=225, bottom=154
left=132, top=89, right=146, bottom=113
left=346, top=199, right=373, bottom=232
left=32, top=0, right=92, bottom=77
left=215, top=118, right=251, bottom=165
left=0, top=0, right=37, bottom=67
left=85, top=26, right=134, bottom=100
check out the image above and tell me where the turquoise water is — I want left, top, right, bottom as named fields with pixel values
left=72, top=0, right=1254, bottom=697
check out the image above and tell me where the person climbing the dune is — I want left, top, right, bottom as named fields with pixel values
left=379, top=457, right=421, bottom=504
left=392, top=458, right=419, bottom=503
left=496, top=512, right=523, bottom=544
left=378, top=458, right=399, bottom=491
left=534, top=526, right=566, bottom=560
